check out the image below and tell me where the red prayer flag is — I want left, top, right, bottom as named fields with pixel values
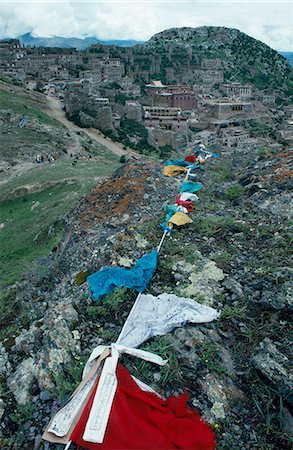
left=70, top=364, right=215, bottom=449
left=185, top=156, right=197, bottom=163
left=176, top=194, right=194, bottom=212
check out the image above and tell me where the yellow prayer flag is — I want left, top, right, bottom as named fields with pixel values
left=163, top=165, right=188, bottom=177
left=167, top=212, right=193, bottom=226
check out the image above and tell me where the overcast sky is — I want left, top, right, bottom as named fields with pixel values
left=1, top=0, right=292, bottom=51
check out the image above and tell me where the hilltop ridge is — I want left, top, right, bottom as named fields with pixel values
left=143, top=26, right=292, bottom=92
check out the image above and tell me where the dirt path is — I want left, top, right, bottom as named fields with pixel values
left=45, top=96, right=137, bottom=158
left=0, top=82, right=139, bottom=187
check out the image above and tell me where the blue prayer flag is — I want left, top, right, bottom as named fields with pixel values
left=166, top=159, right=191, bottom=167
left=180, top=181, right=203, bottom=193
left=160, top=211, right=174, bottom=232
left=87, top=251, right=158, bottom=300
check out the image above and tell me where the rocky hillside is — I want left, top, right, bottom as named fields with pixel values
left=0, top=85, right=70, bottom=170
left=85, top=26, right=293, bottom=102
left=0, top=81, right=120, bottom=293
left=0, top=141, right=292, bottom=448
left=142, top=27, right=292, bottom=94
left=280, top=52, right=293, bottom=68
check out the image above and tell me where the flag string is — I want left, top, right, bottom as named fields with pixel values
left=43, top=145, right=218, bottom=449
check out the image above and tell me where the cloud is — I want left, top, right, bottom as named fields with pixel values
left=0, top=0, right=292, bottom=51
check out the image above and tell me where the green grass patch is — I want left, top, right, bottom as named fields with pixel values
left=124, top=336, right=182, bottom=390
left=0, top=159, right=120, bottom=293
left=210, top=161, right=234, bottom=182
left=1, top=183, right=77, bottom=290
left=224, top=183, right=246, bottom=201
left=221, top=304, right=247, bottom=320
left=10, top=404, right=34, bottom=426
left=163, top=240, right=200, bottom=265
left=86, top=288, right=136, bottom=322
left=1, top=127, right=54, bottom=147
left=199, top=342, right=227, bottom=375
left=246, top=370, right=292, bottom=449
left=212, top=249, right=232, bottom=268
left=85, top=287, right=137, bottom=342
left=191, top=214, right=249, bottom=237
left=54, top=357, right=87, bottom=402
left=79, top=133, right=113, bottom=158
left=1, top=158, right=119, bottom=198
left=0, top=88, right=61, bottom=128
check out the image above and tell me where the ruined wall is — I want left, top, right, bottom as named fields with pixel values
left=79, top=107, right=114, bottom=132
left=125, top=101, right=142, bottom=122
left=147, top=127, right=186, bottom=149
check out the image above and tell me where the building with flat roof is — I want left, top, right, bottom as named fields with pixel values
left=145, top=81, right=195, bottom=110
left=220, top=127, right=251, bottom=147
left=143, top=106, right=187, bottom=132
left=152, top=91, right=195, bottom=111
left=222, top=82, right=252, bottom=100
left=205, top=100, right=254, bottom=120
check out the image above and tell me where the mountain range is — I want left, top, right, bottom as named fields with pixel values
left=17, top=32, right=140, bottom=49
left=280, top=52, right=293, bottom=67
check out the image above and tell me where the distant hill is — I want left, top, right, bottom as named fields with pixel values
left=279, top=52, right=293, bottom=67
left=140, top=27, right=293, bottom=94
left=18, top=32, right=141, bottom=49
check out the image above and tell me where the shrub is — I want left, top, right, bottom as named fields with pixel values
left=159, top=145, right=173, bottom=158
left=225, top=183, right=245, bottom=200
left=10, top=404, right=34, bottom=426
left=192, top=214, right=249, bottom=236
left=211, top=161, right=234, bottom=182
left=257, top=147, right=274, bottom=158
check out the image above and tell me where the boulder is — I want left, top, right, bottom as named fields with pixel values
left=173, top=256, right=225, bottom=306
left=7, top=358, right=37, bottom=405
left=0, top=343, right=12, bottom=377
left=260, top=282, right=293, bottom=310
left=251, top=339, right=293, bottom=398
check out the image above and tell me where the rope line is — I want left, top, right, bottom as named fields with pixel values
left=61, top=149, right=216, bottom=448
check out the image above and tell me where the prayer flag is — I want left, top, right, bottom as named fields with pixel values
left=70, top=364, right=216, bottom=450
left=167, top=211, right=193, bottom=226
left=87, top=251, right=158, bottom=300
left=117, top=292, right=220, bottom=348
left=180, top=181, right=203, bottom=193
left=164, top=165, right=188, bottom=177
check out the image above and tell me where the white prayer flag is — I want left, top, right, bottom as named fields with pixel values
left=117, top=293, right=220, bottom=348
